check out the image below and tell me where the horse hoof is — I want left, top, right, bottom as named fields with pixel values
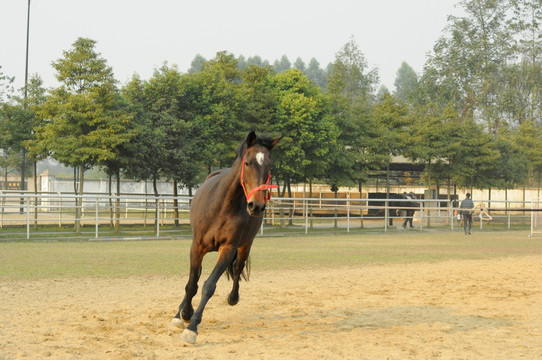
left=171, top=317, right=184, bottom=328
left=180, top=329, right=197, bottom=345
left=227, top=294, right=239, bottom=306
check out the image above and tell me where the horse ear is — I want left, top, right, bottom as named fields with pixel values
left=270, top=136, right=282, bottom=149
left=246, top=131, right=257, bottom=148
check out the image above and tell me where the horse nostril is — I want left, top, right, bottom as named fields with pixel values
left=247, top=201, right=263, bottom=215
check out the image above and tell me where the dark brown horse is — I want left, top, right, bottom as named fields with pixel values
left=171, top=131, right=281, bottom=344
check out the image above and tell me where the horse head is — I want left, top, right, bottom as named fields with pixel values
left=240, top=131, right=281, bottom=216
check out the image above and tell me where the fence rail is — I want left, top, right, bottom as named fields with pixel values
left=0, top=191, right=535, bottom=241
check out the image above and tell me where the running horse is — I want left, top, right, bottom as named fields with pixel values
left=171, top=131, right=281, bottom=345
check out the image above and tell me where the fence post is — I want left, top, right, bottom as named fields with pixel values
left=450, top=200, right=454, bottom=230
left=0, top=191, right=3, bottom=229
left=530, top=199, right=534, bottom=236
left=304, top=198, right=309, bottom=235
left=384, top=200, right=388, bottom=232
left=419, top=202, right=424, bottom=230
left=347, top=197, right=350, bottom=233
left=25, top=196, right=30, bottom=239
left=156, top=198, right=161, bottom=237
left=95, top=197, right=99, bottom=240
left=58, top=192, right=62, bottom=227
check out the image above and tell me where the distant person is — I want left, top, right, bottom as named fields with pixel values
left=460, top=193, right=474, bottom=235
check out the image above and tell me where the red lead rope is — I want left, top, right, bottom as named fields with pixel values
left=240, top=155, right=278, bottom=203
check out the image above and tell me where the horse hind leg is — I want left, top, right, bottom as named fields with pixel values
left=227, top=247, right=251, bottom=306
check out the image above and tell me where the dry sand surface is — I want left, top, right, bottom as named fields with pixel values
left=1, top=256, right=541, bottom=359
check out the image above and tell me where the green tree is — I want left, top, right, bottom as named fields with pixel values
left=326, top=38, right=383, bottom=195
left=238, top=64, right=278, bottom=132
left=406, top=103, right=458, bottom=191
left=0, top=66, right=15, bottom=103
left=0, top=75, right=45, bottom=192
left=293, top=57, right=306, bottom=72
left=450, top=120, right=498, bottom=189
left=373, top=94, right=412, bottom=195
left=195, top=51, right=244, bottom=168
left=507, top=0, right=542, bottom=125
left=246, top=55, right=267, bottom=67
left=305, top=58, right=327, bottom=89
left=428, top=0, right=514, bottom=133
left=489, top=131, right=528, bottom=190
left=327, top=37, right=379, bottom=107
left=515, top=120, right=542, bottom=191
left=273, top=55, right=292, bottom=73
left=394, top=61, right=418, bottom=102
left=270, top=69, right=337, bottom=195
left=188, top=54, right=206, bottom=74
left=29, top=37, right=131, bottom=232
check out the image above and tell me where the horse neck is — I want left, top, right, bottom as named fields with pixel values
left=223, top=157, right=244, bottom=199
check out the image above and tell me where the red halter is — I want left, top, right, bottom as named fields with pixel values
left=240, top=155, right=278, bottom=203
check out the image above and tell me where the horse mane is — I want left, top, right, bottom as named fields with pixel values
left=205, top=169, right=224, bottom=180
left=236, top=134, right=276, bottom=158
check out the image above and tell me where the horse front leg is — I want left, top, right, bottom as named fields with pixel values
left=408, top=210, right=415, bottom=228
left=172, top=243, right=204, bottom=327
left=180, top=246, right=236, bottom=345
left=228, top=245, right=251, bottom=306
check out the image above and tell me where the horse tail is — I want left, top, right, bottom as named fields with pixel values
left=226, top=253, right=251, bottom=281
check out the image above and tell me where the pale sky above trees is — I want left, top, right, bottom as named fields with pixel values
left=1, top=0, right=460, bottom=92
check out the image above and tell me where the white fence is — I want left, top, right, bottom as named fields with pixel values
left=0, top=191, right=535, bottom=241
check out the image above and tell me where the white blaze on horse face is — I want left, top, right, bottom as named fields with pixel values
left=256, top=152, right=265, bottom=166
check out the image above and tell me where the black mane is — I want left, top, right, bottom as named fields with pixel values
left=236, top=133, right=275, bottom=158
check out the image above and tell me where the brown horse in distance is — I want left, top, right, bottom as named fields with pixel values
left=171, top=131, right=281, bottom=345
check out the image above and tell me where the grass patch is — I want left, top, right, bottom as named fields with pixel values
left=0, top=230, right=541, bottom=281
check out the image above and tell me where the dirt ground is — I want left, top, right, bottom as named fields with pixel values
left=1, top=256, right=541, bottom=360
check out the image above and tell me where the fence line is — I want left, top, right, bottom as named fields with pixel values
left=0, top=191, right=535, bottom=241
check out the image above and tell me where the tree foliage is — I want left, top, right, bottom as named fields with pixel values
left=9, top=6, right=542, bottom=199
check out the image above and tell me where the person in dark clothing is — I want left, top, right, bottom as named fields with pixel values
left=460, top=193, right=474, bottom=235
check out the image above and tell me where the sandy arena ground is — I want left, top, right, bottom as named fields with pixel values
left=1, top=256, right=541, bottom=359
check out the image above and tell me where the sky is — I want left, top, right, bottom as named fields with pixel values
left=1, top=0, right=462, bottom=94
